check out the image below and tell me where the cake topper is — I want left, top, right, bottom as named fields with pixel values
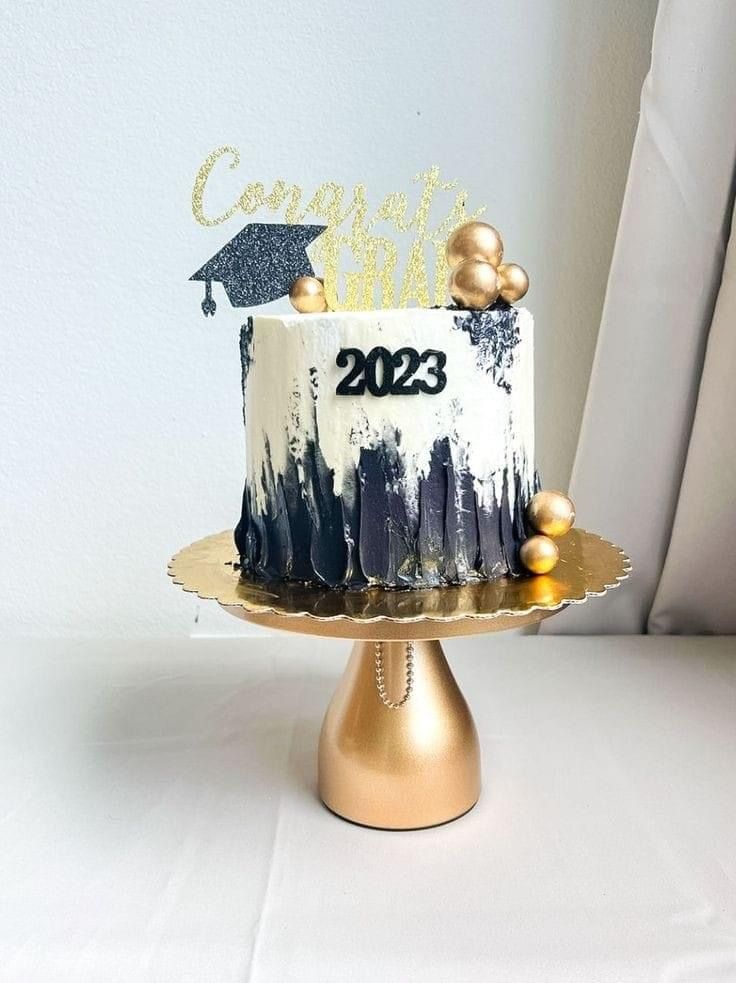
left=191, top=150, right=486, bottom=310
left=189, top=149, right=530, bottom=313
left=190, top=222, right=326, bottom=315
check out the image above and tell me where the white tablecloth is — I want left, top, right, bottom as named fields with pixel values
left=1, top=635, right=735, bottom=982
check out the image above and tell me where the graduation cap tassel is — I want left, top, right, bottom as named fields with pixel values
left=201, top=279, right=217, bottom=317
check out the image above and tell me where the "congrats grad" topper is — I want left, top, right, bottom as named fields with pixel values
left=191, top=146, right=487, bottom=312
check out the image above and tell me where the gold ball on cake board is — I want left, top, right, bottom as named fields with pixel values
left=448, top=259, right=500, bottom=310
left=289, top=276, right=328, bottom=314
left=520, top=535, right=560, bottom=575
left=527, top=491, right=576, bottom=538
left=498, top=262, right=529, bottom=303
left=446, top=221, right=504, bottom=269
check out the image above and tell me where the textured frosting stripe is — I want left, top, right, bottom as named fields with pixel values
left=235, top=435, right=533, bottom=588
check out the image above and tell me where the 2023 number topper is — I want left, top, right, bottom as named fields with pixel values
left=335, top=347, right=447, bottom=397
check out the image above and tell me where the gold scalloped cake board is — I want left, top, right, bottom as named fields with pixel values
left=169, top=527, right=630, bottom=640
left=169, top=528, right=629, bottom=829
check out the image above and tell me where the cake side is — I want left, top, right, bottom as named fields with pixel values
left=235, top=305, right=535, bottom=588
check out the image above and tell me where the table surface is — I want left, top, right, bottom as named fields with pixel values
left=1, top=634, right=735, bottom=983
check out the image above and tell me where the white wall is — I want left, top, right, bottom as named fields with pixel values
left=0, top=0, right=657, bottom=638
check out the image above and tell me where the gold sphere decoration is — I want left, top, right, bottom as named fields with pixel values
left=446, top=221, right=504, bottom=269
left=498, top=262, right=529, bottom=303
left=520, top=535, right=560, bottom=575
left=448, top=259, right=500, bottom=310
left=527, top=491, right=576, bottom=538
left=289, top=276, right=328, bottom=314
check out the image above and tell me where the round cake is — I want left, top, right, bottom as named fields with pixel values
left=234, top=303, right=536, bottom=588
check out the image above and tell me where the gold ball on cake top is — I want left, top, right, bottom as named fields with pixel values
left=520, top=535, right=560, bottom=575
left=448, top=259, right=500, bottom=310
left=497, top=262, right=529, bottom=303
left=446, top=221, right=504, bottom=270
left=527, top=491, right=576, bottom=538
left=289, top=276, right=328, bottom=314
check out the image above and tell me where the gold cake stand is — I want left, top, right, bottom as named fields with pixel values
left=169, top=529, right=629, bottom=830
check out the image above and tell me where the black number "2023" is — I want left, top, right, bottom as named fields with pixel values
left=335, top=347, right=447, bottom=397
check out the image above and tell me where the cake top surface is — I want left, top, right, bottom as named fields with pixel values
left=252, top=305, right=528, bottom=325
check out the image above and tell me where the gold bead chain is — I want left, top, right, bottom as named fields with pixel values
left=374, top=641, right=414, bottom=709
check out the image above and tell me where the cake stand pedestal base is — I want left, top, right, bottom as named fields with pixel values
left=169, top=529, right=629, bottom=831
left=318, top=640, right=480, bottom=829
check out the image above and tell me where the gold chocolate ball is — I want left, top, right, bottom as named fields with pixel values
left=498, top=262, right=529, bottom=303
left=520, top=535, right=560, bottom=575
left=446, top=221, right=504, bottom=269
left=527, top=491, right=576, bottom=538
left=289, top=276, right=328, bottom=314
left=448, top=259, right=500, bottom=310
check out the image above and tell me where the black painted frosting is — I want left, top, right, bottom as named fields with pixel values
left=453, top=304, right=522, bottom=393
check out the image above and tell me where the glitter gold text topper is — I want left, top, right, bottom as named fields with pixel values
left=191, top=147, right=487, bottom=311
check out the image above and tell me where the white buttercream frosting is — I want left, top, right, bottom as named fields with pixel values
left=244, top=307, right=534, bottom=520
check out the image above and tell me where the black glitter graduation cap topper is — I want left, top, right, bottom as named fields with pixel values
left=190, top=222, right=326, bottom=315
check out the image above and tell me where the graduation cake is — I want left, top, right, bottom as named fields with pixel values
left=192, top=218, right=574, bottom=589
left=235, top=303, right=534, bottom=589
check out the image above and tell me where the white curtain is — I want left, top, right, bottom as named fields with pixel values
left=543, top=0, right=736, bottom=635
